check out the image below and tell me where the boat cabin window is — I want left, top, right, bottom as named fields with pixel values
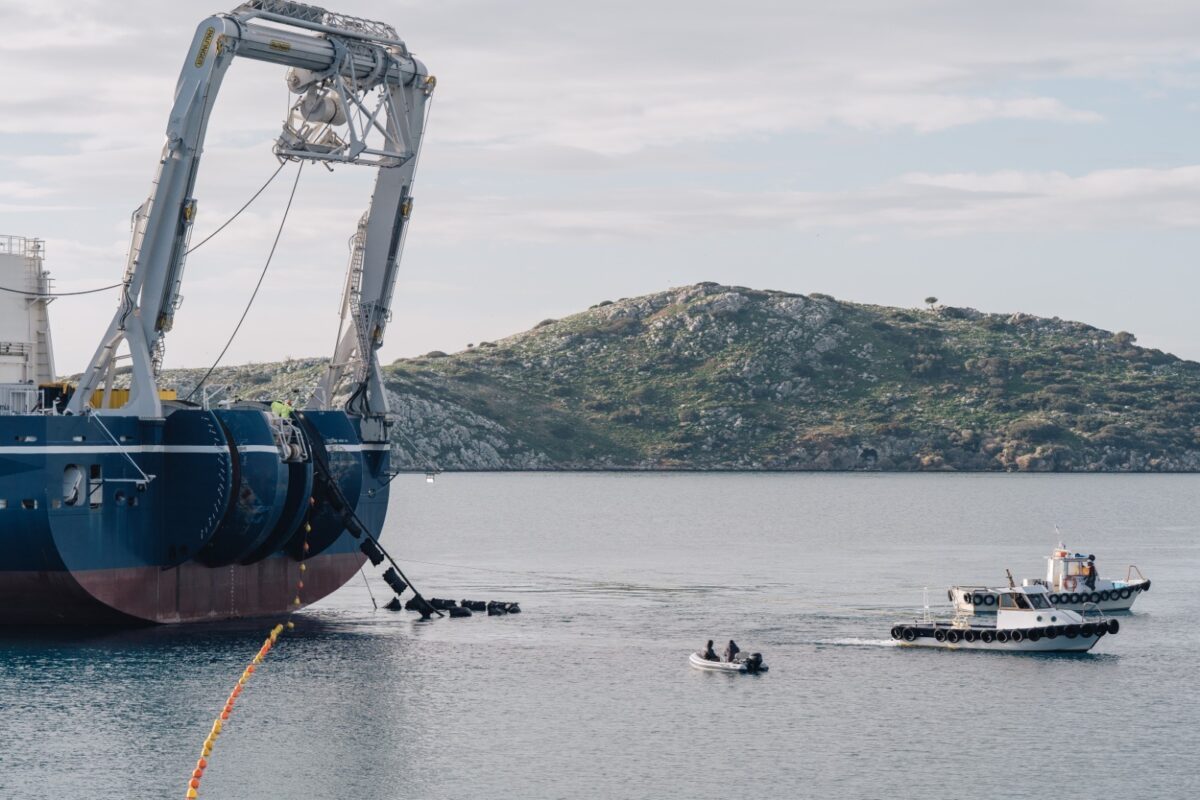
left=1027, top=594, right=1050, bottom=609
left=998, top=593, right=1033, bottom=610
left=1065, top=561, right=1085, bottom=577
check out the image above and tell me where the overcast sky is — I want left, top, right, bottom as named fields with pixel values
left=2, top=0, right=1198, bottom=373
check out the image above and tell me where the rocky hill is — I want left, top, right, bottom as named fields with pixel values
left=160, top=283, right=1200, bottom=472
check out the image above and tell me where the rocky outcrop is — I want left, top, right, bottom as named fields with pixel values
left=154, top=283, right=1200, bottom=472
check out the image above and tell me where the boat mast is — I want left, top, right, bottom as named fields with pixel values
left=68, top=0, right=434, bottom=418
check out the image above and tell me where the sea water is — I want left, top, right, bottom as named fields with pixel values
left=1, top=473, right=1197, bottom=799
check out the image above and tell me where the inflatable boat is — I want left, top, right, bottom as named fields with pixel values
left=689, top=652, right=768, bottom=673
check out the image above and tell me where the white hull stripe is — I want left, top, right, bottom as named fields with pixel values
left=0, top=442, right=391, bottom=456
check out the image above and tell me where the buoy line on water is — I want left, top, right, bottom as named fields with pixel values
left=183, top=620, right=291, bottom=799
left=184, top=522, right=311, bottom=799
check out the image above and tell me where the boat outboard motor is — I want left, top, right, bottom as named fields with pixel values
left=744, top=653, right=765, bottom=673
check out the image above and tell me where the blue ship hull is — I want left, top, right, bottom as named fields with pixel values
left=0, top=408, right=390, bottom=624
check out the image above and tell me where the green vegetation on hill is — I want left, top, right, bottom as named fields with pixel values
left=384, top=284, right=1200, bottom=470
left=160, top=283, right=1200, bottom=471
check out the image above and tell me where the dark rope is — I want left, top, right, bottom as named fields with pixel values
left=184, top=162, right=304, bottom=402
left=301, top=416, right=442, bottom=617
left=0, top=282, right=124, bottom=297
left=186, top=162, right=287, bottom=255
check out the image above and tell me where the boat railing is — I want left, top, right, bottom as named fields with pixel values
left=0, top=384, right=39, bottom=415
left=1078, top=602, right=1107, bottom=624
left=1125, top=565, right=1146, bottom=582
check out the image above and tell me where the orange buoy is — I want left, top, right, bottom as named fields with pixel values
left=196, top=758, right=207, bottom=770
left=190, top=777, right=200, bottom=789
left=192, top=768, right=203, bottom=779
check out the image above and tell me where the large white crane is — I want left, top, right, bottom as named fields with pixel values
left=68, top=0, right=435, bottom=421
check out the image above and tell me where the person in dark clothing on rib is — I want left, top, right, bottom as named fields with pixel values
left=723, top=639, right=741, bottom=663
left=702, top=640, right=719, bottom=661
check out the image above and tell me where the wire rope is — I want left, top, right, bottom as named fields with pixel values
left=184, top=161, right=304, bottom=402
left=185, top=162, right=287, bottom=255
left=0, top=281, right=124, bottom=297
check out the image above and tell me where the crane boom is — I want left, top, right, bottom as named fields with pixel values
left=69, top=1, right=434, bottom=419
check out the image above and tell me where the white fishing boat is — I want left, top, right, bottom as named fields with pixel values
left=689, top=652, right=768, bottom=673
left=892, top=585, right=1119, bottom=653
left=950, top=544, right=1150, bottom=615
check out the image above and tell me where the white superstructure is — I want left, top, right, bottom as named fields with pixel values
left=0, top=236, right=55, bottom=413
left=949, top=543, right=1150, bottom=614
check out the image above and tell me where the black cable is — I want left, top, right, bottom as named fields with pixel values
left=301, top=421, right=442, bottom=616
left=186, top=161, right=287, bottom=255
left=0, top=282, right=124, bottom=297
left=184, top=161, right=304, bottom=402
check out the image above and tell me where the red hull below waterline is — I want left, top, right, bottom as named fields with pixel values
left=0, top=551, right=366, bottom=625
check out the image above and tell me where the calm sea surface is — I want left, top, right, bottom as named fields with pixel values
left=2, top=473, right=1198, bottom=799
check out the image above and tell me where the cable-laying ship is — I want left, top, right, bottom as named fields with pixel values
left=0, top=1, right=433, bottom=624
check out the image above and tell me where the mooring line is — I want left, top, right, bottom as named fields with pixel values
left=183, top=621, right=290, bottom=799
left=185, top=518, right=311, bottom=797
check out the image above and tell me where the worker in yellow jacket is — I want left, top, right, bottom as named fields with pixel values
left=270, top=398, right=294, bottom=419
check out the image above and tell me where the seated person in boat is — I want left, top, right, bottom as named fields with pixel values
left=724, top=639, right=740, bottom=663
left=702, top=640, right=719, bottom=661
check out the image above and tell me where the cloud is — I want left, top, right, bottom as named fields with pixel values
left=412, top=164, right=1200, bottom=241
left=4, top=0, right=1200, bottom=369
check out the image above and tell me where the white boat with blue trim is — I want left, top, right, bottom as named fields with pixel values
left=893, top=584, right=1119, bottom=653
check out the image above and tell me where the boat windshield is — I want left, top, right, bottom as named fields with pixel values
left=1027, top=593, right=1050, bottom=609
left=999, top=593, right=1032, bottom=609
